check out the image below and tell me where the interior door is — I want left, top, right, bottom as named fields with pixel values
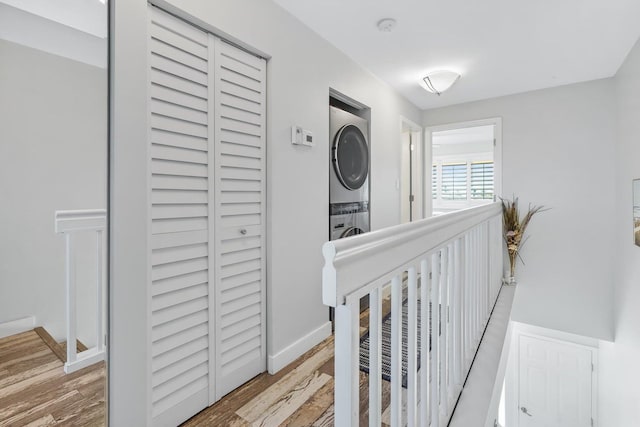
left=518, top=335, right=593, bottom=427
left=211, top=37, right=267, bottom=400
left=148, top=7, right=213, bottom=426
left=148, top=6, right=267, bottom=424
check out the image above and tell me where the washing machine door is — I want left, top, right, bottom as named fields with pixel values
left=341, top=226, right=365, bottom=238
left=333, top=124, right=369, bottom=190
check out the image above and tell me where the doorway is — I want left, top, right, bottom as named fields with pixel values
left=400, top=117, right=423, bottom=223
left=515, top=333, right=596, bottom=427
left=426, top=118, right=502, bottom=216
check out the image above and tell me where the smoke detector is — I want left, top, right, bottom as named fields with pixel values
left=377, top=18, right=397, bottom=33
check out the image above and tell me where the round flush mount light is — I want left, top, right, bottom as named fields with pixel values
left=377, top=18, right=397, bottom=33
left=422, top=70, right=461, bottom=96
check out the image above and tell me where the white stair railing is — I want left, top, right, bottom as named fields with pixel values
left=55, top=209, right=107, bottom=374
left=323, top=203, right=503, bottom=426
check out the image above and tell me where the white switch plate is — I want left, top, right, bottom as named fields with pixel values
left=291, top=126, right=303, bottom=145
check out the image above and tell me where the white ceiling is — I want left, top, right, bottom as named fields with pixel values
left=272, top=0, right=640, bottom=110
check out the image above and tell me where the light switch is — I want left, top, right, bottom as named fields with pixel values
left=291, top=126, right=303, bottom=145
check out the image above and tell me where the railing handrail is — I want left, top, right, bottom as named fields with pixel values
left=323, top=202, right=501, bottom=307
left=55, top=209, right=107, bottom=233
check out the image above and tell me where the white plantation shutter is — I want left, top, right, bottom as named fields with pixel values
left=212, top=38, right=267, bottom=400
left=470, top=161, right=494, bottom=200
left=432, top=164, right=438, bottom=199
left=148, top=6, right=267, bottom=424
left=441, top=163, right=467, bottom=200
left=149, top=7, right=212, bottom=426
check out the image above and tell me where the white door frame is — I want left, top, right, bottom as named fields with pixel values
left=399, top=116, right=424, bottom=222
left=505, top=323, right=599, bottom=427
left=425, top=117, right=503, bottom=216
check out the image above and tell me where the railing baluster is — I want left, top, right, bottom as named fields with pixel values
left=96, top=230, right=104, bottom=353
left=447, top=242, right=455, bottom=402
left=430, top=251, right=441, bottom=427
left=369, top=287, right=382, bottom=427
left=335, top=301, right=360, bottom=427
left=464, top=233, right=471, bottom=368
left=65, top=233, right=77, bottom=365
left=483, top=223, right=488, bottom=324
left=486, top=221, right=491, bottom=320
left=452, top=238, right=462, bottom=387
left=475, top=226, right=481, bottom=341
left=420, top=257, right=430, bottom=426
left=407, top=266, right=418, bottom=427
left=390, top=274, right=403, bottom=427
left=440, top=247, right=449, bottom=417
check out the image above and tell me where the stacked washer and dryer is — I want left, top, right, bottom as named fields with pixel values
left=329, top=106, right=370, bottom=240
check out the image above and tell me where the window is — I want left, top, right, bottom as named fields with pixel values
left=470, top=161, right=494, bottom=200
left=441, top=163, right=467, bottom=200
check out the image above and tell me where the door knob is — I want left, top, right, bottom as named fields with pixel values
left=520, top=406, right=533, bottom=417
left=240, top=228, right=247, bottom=235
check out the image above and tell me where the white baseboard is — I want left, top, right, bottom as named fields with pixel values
left=0, top=316, right=36, bottom=339
left=268, top=321, right=332, bottom=374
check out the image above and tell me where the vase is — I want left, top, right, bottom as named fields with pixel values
left=503, top=275, right=517, bottom=286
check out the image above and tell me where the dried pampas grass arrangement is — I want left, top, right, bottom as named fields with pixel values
left=501, top=196, right=546, bottom=283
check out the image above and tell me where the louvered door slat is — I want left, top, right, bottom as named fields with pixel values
left=151, top=128, right=208, bottom=151
left=152, top=310, right=208, bottom=342
left=152, top=271, right=209, bottom=297
left=220, top=92, right=262, bottom=115
left=152, top=83, right=208, bottom=113
left=219, top=54, right=262, bottom=81
left=219, top=42, right=264, bottom=70
left=149, top=24, right=207, bottom=59
left=151, top=54, right=208, bottom=86
left=151, top=69, right=208, bottom=99
left=151, top=100, right=209, bottom=127
left=218, top=80, right=262, bottom=104
left=151, top=230, right=208, bottom=250
left=152, top=189, right=208, bottom=205
left=150, top=38, right=208, bottom=73
left=149, top=7, right=211, bottom=427
left=152, top=175, right=208, bottom=191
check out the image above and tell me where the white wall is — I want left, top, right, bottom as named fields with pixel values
left=423, top=79, right=616, bottom=341
left=163, top=0, right=421, bottom=365
left=598, top=37, right=640, bottom=427
left=0, top=40, right=107, bottom=344
left=111, top=0, right=421, bottom=422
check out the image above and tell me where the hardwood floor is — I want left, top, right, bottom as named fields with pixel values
left=0, top=330, right=106, bottom=426
left=184, top=300, right=395, bottom=427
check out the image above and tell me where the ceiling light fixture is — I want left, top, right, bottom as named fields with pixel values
left=377, top=18, right=397, bottom=33
left=422, top=70, right=460, bottom=95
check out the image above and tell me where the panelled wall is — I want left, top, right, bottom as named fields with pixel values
left=148, top=6, right=266, bottom=425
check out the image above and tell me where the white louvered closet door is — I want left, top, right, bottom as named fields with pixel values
left=148, top=6, right=267, bottom=425
left=211, top=37, right=267, bottom=400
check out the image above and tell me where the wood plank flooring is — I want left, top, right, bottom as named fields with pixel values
left=183, top=299, right=395, bottom=427
left=0, top=330, right=106, bottom=426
